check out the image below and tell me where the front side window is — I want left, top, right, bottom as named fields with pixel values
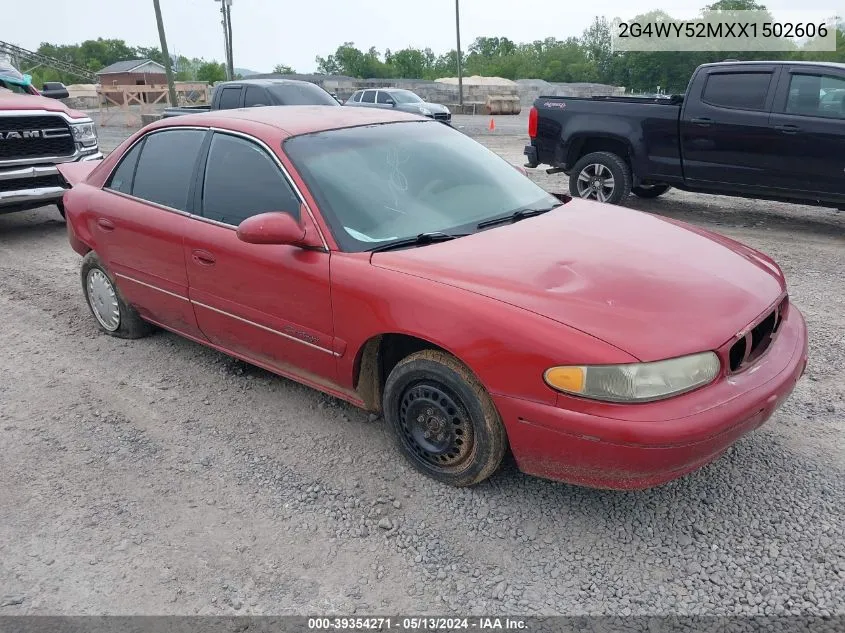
left=201, top=132, right=300, bottom=226
left=266, top=83, right=338, bottom=105
left=786, top=73, right=845, bottom=118
left=244, top=86, right=268, bottom=107
left=702, top=72, right=772, bottom=110
left=284, top=121, right=560, bottom=252
left=376, top=91, right=393, bottom=104
left=391, top=90, right=423, bottom=104
left=131, top=129, right=207, bottom=210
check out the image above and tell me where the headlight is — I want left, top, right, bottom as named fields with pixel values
left=418, top=107, right=432, bottom=116
left=543, top=352, right=721, bottom=403
left=71, top=121, right=98, bottom=147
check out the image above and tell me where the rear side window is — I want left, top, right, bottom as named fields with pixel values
left=351, top=91, right=363, bottom=102
left=218, top=86, right=242, bottom=109
left=361, top=90, right=376, bottom=103
left=701, top=72, right=772, bottom=110
left=243, top=86, right=268, bottom=107
left=131, top=129, right=207, bottom=211
left=106, top=140, right=143, bottom=194
left=201, top=132, right=300, bottom=226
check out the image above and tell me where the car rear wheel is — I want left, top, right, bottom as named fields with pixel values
left=81, top=251, right=154, bottom=339
left=383, top=350, right=508, bottom=487
left=569, top=151, right=632, bottom=204
left=632, top=184, right=671, bottom=198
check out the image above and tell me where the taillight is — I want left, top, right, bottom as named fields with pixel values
left=528, top=106, right=538, bottom=139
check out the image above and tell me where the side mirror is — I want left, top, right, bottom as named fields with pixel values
left=41, top=82, right=69, bottom=100
left=237, top=212, right=306, bottom=245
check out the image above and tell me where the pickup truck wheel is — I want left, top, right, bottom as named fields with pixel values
left=81, top=252, right=154, bottom=339
left=632, top=184, right=671, bottom=198
left=570, top=151, right=632, bottom=204
left=383, top=350, right=508, bottom=487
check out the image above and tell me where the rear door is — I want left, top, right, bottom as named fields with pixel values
left=359, top=90, right=377, bottom=108
left=680, top=65, right=780, bottom=188
left=86, top=127, right=209, bottom=337
left=182, top=130, right=336, bottom=380
left=767, top=67, right=845, bottom=198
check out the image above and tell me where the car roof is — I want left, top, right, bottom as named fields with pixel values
left=220, top=78, right=318, bottom=87
left=700, top=60, right=845, bottom=70
left=147, top=105, right=427, bottom=138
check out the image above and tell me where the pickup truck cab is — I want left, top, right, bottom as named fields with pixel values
left=524, top=61, right=845, bottom=208
left=163, top=78, right=341, bottom=118
left=0, top=60, right=101, bottom=218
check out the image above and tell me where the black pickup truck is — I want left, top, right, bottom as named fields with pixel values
left=524, top=61, right=845, bottom=208
left=163, top=78, right=340, bottom=118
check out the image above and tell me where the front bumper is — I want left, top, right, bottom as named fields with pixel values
left=0, top=150, right=102, bottom=214
left=494, top=305, right=809, bottom=490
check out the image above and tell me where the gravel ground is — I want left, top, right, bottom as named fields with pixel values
left=0, top=114, right=843, bottom=616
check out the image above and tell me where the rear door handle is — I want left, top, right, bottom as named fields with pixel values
left=96, top=218, right=115, bottom=231
left=774, top=124, right=800, bottom=134
left=690, top=117, right=712, bottom=126
left=191, top=249, right=216, bottom=266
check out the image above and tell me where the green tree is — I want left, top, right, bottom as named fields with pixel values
left=196, top=61, right=226, bottom=83
left=273, top=63, right=296, bottom=74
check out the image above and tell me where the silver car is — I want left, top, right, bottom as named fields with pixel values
left=345, top=88, right=452, bottom=124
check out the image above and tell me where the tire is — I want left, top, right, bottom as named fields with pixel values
left=383, top=350, right=508, bottom=487
left=632, top=184, right=671, bottom=199
left=80, top=251, right=154, bottom=339
left=568, top=151, right=632, bottom=204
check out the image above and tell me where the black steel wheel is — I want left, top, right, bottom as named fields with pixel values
left=383, top=350, right=508, bottom=487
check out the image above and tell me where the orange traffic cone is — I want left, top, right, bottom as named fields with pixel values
left=489, top=117, right=495, bottom=131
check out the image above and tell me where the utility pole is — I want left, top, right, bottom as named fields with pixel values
left=152, top=0, right=178, bottom=106
left=455, top=0, right=463, bottom=107
left=216, top=0, right=234, bottom=80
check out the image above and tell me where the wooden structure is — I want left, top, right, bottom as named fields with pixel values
left=96, top=59, right=168, bottom=105
left=97, top=82, right=210, bottom=127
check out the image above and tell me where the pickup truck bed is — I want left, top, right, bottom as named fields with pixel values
left=525, top=60, right=845, bottom=209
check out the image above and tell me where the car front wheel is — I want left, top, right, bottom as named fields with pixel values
left=80, top=251, right=154, bottom=339
left=569, top=151, right=632, bottom=204
left=383, top=350, right=508, bottom=487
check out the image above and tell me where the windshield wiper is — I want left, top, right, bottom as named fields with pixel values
left=369, top=231, right=469, bottom=253
left=476, top=204, right=559, bottom=230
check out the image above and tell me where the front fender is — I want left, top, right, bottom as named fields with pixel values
left=330, top=254, right=637, bottom=406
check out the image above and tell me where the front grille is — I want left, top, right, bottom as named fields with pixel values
left=728, top=297, right=788, bottom=372
left=0, top=174, right=64, bottom=193
left=433, top=112, right=451, bottom=121
left=0, top=115, right=75, bottom=160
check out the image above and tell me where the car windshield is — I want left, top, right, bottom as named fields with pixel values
left=284, top=121, right=560, bottom=252
left=390, top=90, right=423, bottom=104
left=266, top=83, right=339, bottom=106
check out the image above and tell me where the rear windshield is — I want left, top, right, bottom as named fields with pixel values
left=267, top=83, right=339, bottom=106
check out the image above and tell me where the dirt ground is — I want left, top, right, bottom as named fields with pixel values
left=0, top=114, right=843, bottom=616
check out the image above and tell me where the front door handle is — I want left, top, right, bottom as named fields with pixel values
left=192, top=249, right=216, bottom=266
left=690, top=117, right=712, bottom=126
left=96, top=218, right=115, bottom=231
left=774, top=124, right=800, bottom=134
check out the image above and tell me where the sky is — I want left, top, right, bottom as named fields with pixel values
left=4, top=0, right=836, bottom=74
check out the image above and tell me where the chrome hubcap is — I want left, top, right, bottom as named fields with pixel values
left=576, top=163, right=615, bottom=202
left=86, top=269, right=120, bottom=332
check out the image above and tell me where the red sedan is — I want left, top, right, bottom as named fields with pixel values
left=58, top=106, right=808, bottom=489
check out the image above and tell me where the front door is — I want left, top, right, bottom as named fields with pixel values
left=766, top=68, right=845, bottom=199
left=183, top=130, right=337, bottom=381
left=89, top=128, right=208, bottom=338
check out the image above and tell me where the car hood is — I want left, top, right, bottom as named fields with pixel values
left=370, top=199, right=785, bottom=362
left=401, top=102, right=448, bottom=113
left=0, top=92, right=87, bottom=119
